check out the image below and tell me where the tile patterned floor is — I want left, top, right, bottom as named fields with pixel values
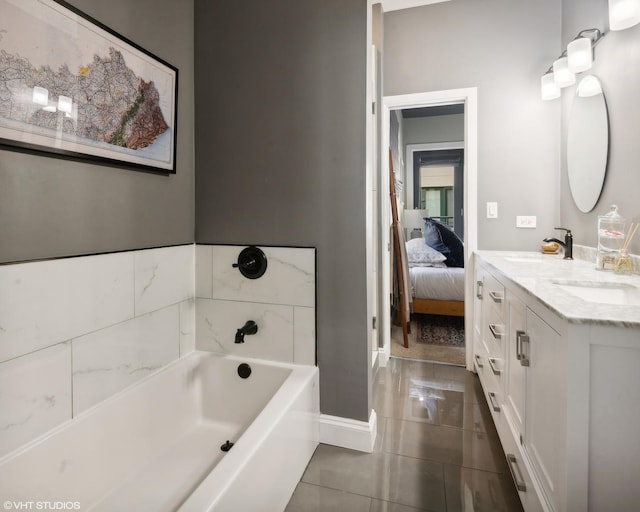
left=285, top=358, right=524, bottom=512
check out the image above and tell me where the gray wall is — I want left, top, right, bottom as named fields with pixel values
left=384, top=0, right=562, bottom=251
left=194, top=0, right=370, bottom=421
left=561, top=0, right=640, bottom=254
left=402, top=114, right=464, bottom=145
left=0, top=0, right=195, bottom=264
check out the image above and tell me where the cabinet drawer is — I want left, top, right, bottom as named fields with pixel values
left=477, top=360, right=503, bottom=426
left=499, top=415, right=544, bottom=512
left=484, top=273, right=506, bottom=319
left=483, top=313, right=506, bottom=361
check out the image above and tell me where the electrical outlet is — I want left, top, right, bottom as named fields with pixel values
left=516, top=216, right=537, bottom=228
left=487, top=202, right=498, bottom=219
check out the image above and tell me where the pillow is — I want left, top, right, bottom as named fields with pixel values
left=405, top=237, right=447, bottom=265
left=423, top=218, right=465, bottom=268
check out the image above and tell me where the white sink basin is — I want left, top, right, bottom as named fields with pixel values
left=551, top=279, right=640, bottom=306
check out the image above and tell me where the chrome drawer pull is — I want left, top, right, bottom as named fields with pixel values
left=515, top=330, right=525, bottom=360
left=489, top=290, right=504, bottom=303
left=475, top=354, right=484, bottom=368
left=476, top=280, right=483, bottom=299
left=519, top=333, right=530, bottom=367
left=507, top=453, right=527, bottom=492
left=488, top=391, right=500, bottom=412
left=489, top=323, right=504, bottom=339
left=488, top=357, right=501, bottom=376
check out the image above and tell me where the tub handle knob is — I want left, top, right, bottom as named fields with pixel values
left=232, top=246, right=268, bottom=279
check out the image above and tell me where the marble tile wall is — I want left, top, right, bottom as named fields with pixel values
left=0, top=245, right=194, bottom=458
left=195, top=245, right=316, bottom=365
left=0, top=243, right=314, bottom=459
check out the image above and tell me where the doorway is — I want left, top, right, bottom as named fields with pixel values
left=378, top=90, right=477, bottom=371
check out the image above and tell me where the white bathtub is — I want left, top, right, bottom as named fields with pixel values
left=0, top=352, right=319, bottom=512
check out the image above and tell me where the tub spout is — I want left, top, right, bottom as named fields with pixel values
left=235, top=320, right=258, bottom=343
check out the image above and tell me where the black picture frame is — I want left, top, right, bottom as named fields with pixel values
left=0, top=0, right=178, bottom=173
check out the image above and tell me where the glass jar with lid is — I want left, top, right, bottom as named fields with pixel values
left=597, top=204, right=626, bottom=270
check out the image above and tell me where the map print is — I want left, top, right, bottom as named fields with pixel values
left=0, top=0, right=176, bottom=172
left=0, top=47, right=169, bottom=150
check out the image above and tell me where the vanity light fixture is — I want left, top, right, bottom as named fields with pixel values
left=609, top=0, right=640, bottom=30
left=541, top=28, right=604, bottom=100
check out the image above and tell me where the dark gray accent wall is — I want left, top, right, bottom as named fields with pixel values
left=384, top=0, right=562, bottom=251
left=561, top=0, right=640, bottom=254
left=0, top=0, right=195, bottom=264
left=194, top=0, right=370, bottom=421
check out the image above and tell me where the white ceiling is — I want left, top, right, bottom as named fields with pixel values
left=381, top=0, right=450, bottom=13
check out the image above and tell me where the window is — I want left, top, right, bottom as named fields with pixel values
left=420, top=165, right=455, bottom=230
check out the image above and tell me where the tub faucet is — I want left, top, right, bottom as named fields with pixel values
left=544, top=227, right=573, bottom=260
left=235, top=320, right=258, bottom=343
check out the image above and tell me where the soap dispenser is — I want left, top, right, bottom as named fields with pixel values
left=597, top=204, right=626, bottom=270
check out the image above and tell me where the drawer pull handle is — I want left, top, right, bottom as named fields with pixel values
left=507, top=453, right=527, bottom=492
left=488, top=357, right=501, bottom=375
left=488, top=391, right=500, bottom=412
left=519, top=332, right=530, bottom=367
left=489, top=323, right=504, bottom=339
left=489, top=290, right=504, bottom=303
left=475, top=354, right=484, bottom=368
left=476, top=280, right=483, bottom=299
left=515, top=330, right=525, bottom=360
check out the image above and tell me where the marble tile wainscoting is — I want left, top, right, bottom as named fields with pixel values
left=0, top=243, right=317, bottom=462
left=195, top=245, right=316, bottom=366
left=0, top=245, right=195, bottom=458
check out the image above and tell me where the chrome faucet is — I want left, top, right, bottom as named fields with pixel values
left=544, top=227, right=573, bottom=260
left=235, top=320, right=258, bottom=343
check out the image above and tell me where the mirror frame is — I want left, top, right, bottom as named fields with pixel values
left=566, top=75, right=610, bottom=213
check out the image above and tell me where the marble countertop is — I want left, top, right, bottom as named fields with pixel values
left=475, top=251, right=640, bottom=328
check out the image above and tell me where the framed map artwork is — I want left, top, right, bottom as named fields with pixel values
left=0, top=0, right=178, bottom=173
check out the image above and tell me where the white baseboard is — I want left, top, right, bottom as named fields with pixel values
left=319, top=409, right=377, bottom=453
left=378, top=348, right=390, bottom=367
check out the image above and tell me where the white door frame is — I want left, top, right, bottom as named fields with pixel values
left=379, top=89, right=477, bottom=371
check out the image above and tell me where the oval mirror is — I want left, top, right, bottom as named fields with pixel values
left=566, top=75, right=609, bottom=213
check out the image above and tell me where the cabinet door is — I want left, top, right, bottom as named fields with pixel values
left=505, top=294, right=526, bottom=444
left=524, top=308, right=567, bottom=512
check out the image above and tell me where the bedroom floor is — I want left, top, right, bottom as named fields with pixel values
left=390, top=314, right=466, bottom=365
left=285, top=357, right=523, bottom=511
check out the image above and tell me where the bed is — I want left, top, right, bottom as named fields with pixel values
left=404, top=219, right=465, bottom=317
left=409, top=265, right=465, bottom=316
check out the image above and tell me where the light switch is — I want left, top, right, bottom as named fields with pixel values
left=486, top=202, right=498, bottom=219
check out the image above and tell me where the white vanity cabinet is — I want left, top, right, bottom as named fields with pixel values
left=475, top=259, right=551, bottom=512
left=473, top=252, right=640, bottom=512
left=505, top=290, right=568, bottom=512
